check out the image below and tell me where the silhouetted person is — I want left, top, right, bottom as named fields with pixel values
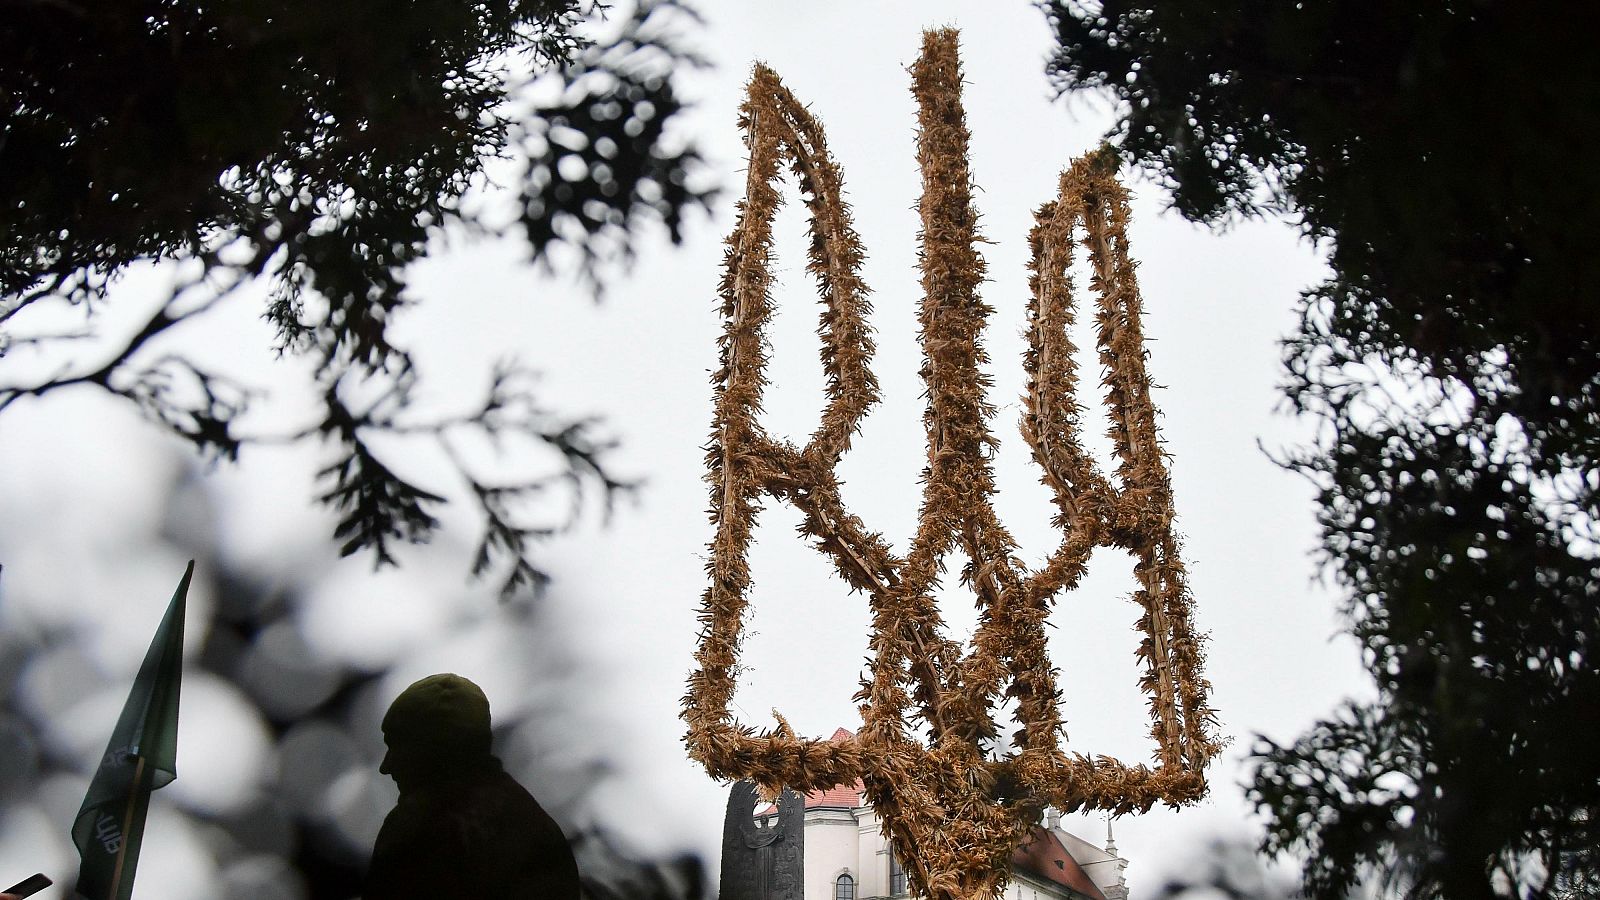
left=366, top=674, right=579, bottom=900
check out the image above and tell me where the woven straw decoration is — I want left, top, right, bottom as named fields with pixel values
left=683, top=29, right=1221, bottom=900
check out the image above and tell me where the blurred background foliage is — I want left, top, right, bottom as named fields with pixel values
left=2, top=1, right=713, bottom=896
left=0, top=442, right=705, bottom=900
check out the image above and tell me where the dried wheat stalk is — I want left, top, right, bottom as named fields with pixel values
left=682, top=29, right=1221, bottom=900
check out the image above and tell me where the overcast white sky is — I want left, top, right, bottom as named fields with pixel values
left=0, top=3, right=1375, bottom=898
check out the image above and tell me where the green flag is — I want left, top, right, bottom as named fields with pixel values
left=72, top=562, right=192, bottom=900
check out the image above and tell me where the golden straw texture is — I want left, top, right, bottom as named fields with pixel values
left=683, top=29, right=1221, bottom=900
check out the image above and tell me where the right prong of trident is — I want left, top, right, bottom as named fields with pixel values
left=685, top=28, right=1222, bottom=900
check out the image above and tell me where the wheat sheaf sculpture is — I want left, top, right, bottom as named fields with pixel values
left=683, top=29, right=1221, bottom=900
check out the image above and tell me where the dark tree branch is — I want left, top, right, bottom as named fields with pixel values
left=1, top=0, right=704, bottom=599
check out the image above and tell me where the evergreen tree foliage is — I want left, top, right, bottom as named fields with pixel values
left=0, top=0, right=710, bottom=596
left=1042, top=3, right=1600, bottom=897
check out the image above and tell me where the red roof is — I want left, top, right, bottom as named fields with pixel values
left=758, top=728, right=865, bottom=814
left=1011, top=828, right=1108, bottom=900
left=804, top=728, right=865, bottom=807
left=799, top=780, right=864, bottom=809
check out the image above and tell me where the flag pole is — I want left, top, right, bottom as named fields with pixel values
left=104, top=755, right=149, bottom=900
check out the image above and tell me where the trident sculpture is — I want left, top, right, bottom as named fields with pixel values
left=683, top=29, right=1220, bottom=900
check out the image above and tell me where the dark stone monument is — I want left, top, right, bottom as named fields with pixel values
left=719, top=781, right=804, bottom=900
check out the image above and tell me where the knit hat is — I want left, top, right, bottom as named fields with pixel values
left=381, top=673, right=493, bottom=757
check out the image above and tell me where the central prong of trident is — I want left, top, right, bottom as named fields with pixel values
left=684, top=29, right=1221, bottom=900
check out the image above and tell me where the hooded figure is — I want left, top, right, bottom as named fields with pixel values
left=365, top=674, right=579, bottom=900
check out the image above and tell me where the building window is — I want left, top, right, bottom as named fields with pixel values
left=889, top=852, right=906, bottom=897
left=835, top=874, right=855, bottom=900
